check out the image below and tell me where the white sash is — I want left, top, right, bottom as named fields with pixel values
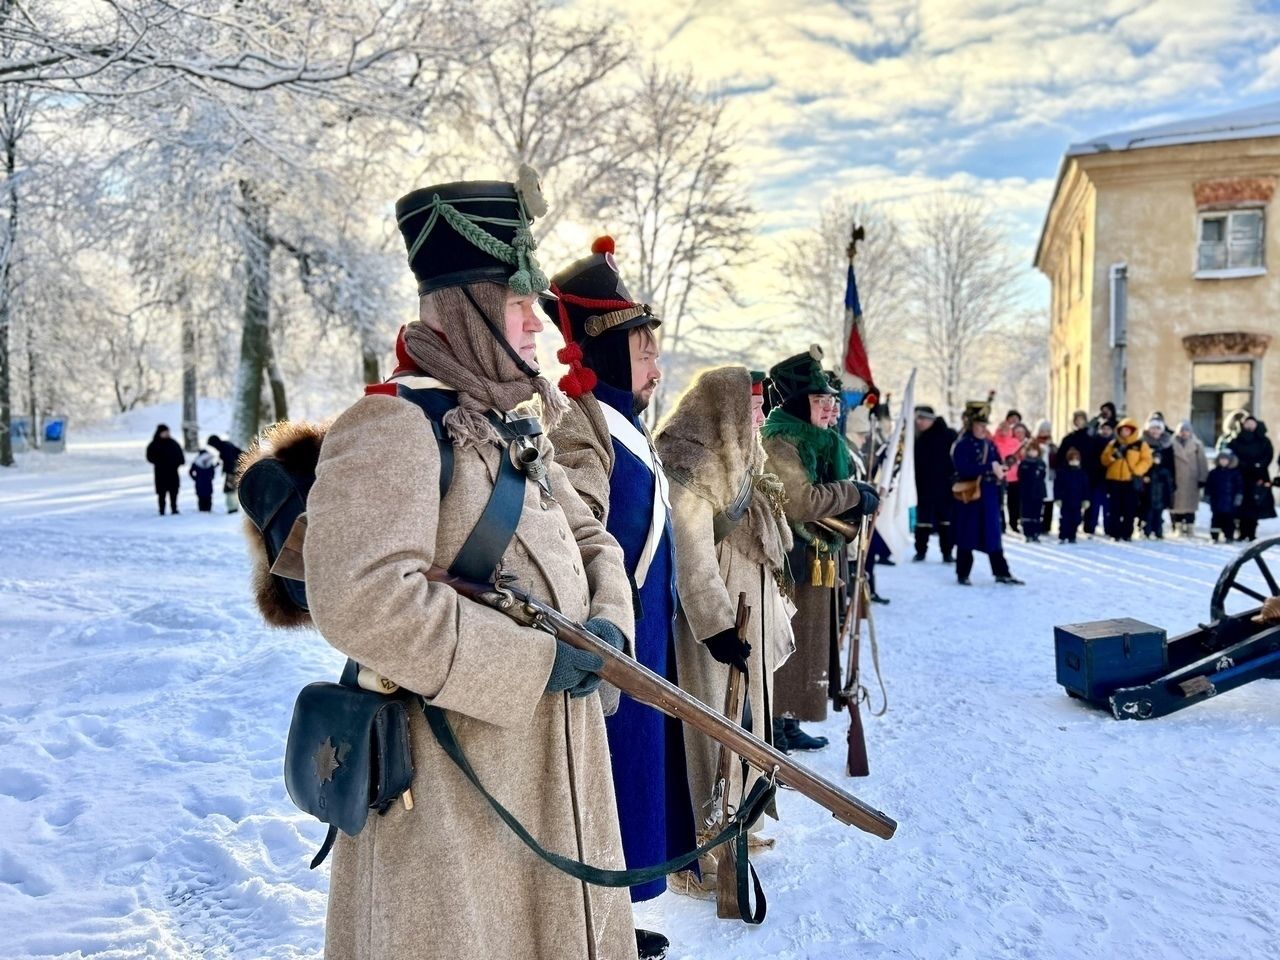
left=600, top=402, right=670, bottom=588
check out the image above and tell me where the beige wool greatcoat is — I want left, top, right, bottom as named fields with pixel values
left=762, top=434, right=861, bottom=722
left=303, top=393, right=639, bottom=960
left=1172, top=432, right=1210, bottom=516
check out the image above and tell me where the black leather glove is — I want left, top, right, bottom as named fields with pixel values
left=851, top=480, right=879, bottom=517
left=704, top=627, right=750, bottom=674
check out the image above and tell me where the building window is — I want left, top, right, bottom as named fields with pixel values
left=1197, top=209, right=1264, bottom=276
left=1190, top=360, right=1255, bottom=446
left=1075, top=363, right=1081, bottom=409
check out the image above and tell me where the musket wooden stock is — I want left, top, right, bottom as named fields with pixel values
left=428, top=566, right=897, bottom=841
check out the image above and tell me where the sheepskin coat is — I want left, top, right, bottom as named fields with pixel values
left=302, top=391, right=639, bottom=960
left=1172, top=431, right=1209, bottom=516
left=762, top=432, right=861, bottom=722
left=655, top=367, right=794, bottom=821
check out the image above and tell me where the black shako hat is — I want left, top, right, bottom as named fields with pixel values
left=540, top=236, right=661, bottom=398
left=769, top=345, right=840, bottom=406
left=394, top=167, right=550, bottom=296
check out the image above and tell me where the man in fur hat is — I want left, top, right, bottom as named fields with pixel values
left=542, top=237, right=694, bottom=960
left=300, top=178, right=640, bottom=960
left=656, top=367, right=794, bottom=897
left=761, top=346, right=878, bottom=752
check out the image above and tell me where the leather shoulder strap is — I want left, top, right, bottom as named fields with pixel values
left=394, top=384, right=456, bottom=499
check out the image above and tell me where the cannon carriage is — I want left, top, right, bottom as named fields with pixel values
left=1055, top=536, right=1280, bottom=720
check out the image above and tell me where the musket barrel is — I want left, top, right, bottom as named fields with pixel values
left=429, top=566, right=897, bottom=841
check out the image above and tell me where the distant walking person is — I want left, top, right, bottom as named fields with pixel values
left=207, top=435, right=244, bottom=514
left=951, top=407, right=1023, bottom=586
left=189, top=449, right=217, bottom=513
left=146, top=424, right=185, bottom=515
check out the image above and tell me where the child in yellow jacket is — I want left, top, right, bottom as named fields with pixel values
left=1101, top=418, right=1152, bottom=540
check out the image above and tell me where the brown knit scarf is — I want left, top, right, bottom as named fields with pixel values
left=401, top=283, right=567, bottom=449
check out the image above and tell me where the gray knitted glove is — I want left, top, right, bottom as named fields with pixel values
left=546, top=642, right=605, bottom=698
left=584, top=617, right=627, bottom=714
left=584, top=617, right=627, bottom=654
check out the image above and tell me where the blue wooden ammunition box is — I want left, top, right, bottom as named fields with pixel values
left=1054, top=618, right=1168, bottom=702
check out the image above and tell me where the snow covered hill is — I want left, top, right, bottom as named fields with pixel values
left=2, top=411, right=1278, bottom=960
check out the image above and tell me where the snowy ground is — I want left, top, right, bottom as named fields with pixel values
left=2, top=408, right=1279, bottom=960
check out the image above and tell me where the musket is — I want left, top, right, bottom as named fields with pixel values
left=426, top=564, right=897, bottom=841
left=714, top=593, right=750, bottom=920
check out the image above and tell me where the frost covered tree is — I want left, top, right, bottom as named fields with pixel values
left=591, top=68, right=753, bottom=422
left=904, top=194, right=1024, bottom=424
left=779, top=198, right=907, bottom=374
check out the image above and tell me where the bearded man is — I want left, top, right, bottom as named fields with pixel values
left=543, top=237, right=694, bottom=960
left=303, top=179, right=638, bottom=960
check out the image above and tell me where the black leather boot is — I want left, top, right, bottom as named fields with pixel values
left=636, top=929, right=669, bottom=960
left=783, top=716, right=828, bottom=751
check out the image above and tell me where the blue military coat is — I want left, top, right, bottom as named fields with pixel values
left=951, top=431, right=1004, bottom=555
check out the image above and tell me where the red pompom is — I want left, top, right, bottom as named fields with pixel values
left=558, top=364, right=598, bottom=399
left=591, top=235, right=615, bottom=255
left=557, top=342, right=584, bottom=365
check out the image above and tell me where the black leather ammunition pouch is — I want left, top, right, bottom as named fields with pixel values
left=284, top=659, right=415, bottom=869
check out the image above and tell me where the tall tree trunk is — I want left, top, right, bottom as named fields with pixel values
left=229, top=180, right=272, bottom=449
left=361, top=343, right=380, bottom=385
left=25, top=325, right=35, bottom=447
left=180, top=294, right=199, bottom=451
left=264, top=335, right=288, bottom=422
left=0, top=128, right=16, bottom=468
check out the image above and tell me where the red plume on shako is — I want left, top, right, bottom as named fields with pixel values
left=540, top=236, right=662, bottom=399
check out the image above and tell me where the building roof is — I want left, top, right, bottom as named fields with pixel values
left=1035, top=100, right=1280, bottom=269
left=1066, top=100, right=1280, bottom=157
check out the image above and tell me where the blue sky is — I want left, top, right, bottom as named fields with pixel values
left=595, top=0, right=1280, bottom=311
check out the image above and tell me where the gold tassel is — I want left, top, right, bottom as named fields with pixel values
left=824, top=555, right=837, bottom=588
left=810, top=549, right=823, bottom=587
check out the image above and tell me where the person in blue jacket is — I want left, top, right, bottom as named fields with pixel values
left=1054, top=447, right=1091, bottom=543
left=1206, top=450, right=1244, bottom=542
left=188, top=448, right=218, bottom=512
left=542, top=237, right=695, bottom=960
left=951, top=405, right=1024, bottom=585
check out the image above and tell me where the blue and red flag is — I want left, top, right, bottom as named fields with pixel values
left=843, top=263, right=875, bottom=391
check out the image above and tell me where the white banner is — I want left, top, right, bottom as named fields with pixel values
left=874, top=369, right=918, bottom=560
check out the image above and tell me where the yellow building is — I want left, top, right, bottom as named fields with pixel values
left=1036, top=103, right=1279, bottom=445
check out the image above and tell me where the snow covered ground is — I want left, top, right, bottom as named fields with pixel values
left=2, top=408, right=1279, bottom=960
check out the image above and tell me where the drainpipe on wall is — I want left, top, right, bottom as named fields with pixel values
left=1109, top=263, right=1128, bottom=415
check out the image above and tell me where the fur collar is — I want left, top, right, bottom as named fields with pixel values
left=240, top=419, right=329, bottom=629
left=654, top=366, right=791, bottom=571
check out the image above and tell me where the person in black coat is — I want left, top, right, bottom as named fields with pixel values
left=1060, top=410, right=1105, bottom=535
left=145, top=424, right=185, bottom=515
left=912, top=405, right=958, bottom=562
left=1054, top=447, right=1091, bottom=543
left=1228, top=417, right=1276, bottom=541
left=1142, top=449, right=1174, bottom=539
left=207, top=434, right=245, bottom=514
left=1018, top=444, right=1048, bottom=542
left=1206, top=450, right=1243, bottom=542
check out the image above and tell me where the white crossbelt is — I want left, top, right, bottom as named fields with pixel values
left=599, top=402, right=670, bottom=588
